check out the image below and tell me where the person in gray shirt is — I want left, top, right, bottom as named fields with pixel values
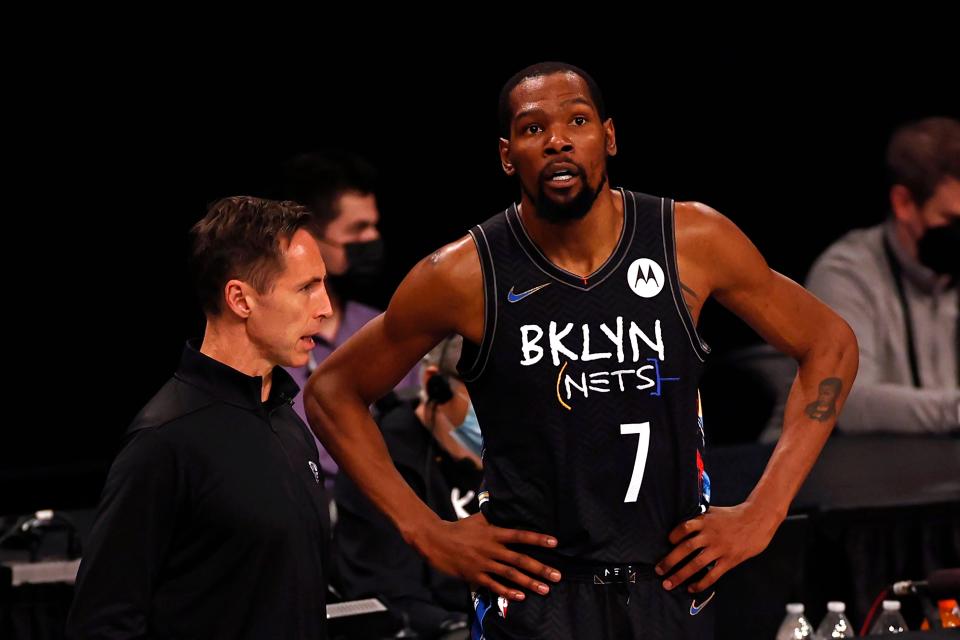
left=806, top=117, right=959, bottom=435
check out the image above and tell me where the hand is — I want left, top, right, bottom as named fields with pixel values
left=655, top=504, right=782, bottom=593
left=413, top=512, right=562, bottom=601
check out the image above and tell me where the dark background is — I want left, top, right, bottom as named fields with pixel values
left=6, top=34, right=956, bottom=513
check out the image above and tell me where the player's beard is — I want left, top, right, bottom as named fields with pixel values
left=522, top=170, right=607, bottom=224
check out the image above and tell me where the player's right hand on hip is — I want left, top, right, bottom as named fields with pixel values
left=416, top=512, right=561, bottom=601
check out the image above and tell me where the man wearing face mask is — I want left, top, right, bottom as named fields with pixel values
left=333, top=335, right=483, bottom=639
left=282, top=151, right=420, bottom=485
left=806, top=116, right=959, bottom=435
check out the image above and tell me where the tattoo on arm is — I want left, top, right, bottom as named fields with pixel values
left=804, top=377, right=843, bottom=422
left=680, top=281, right=700, bottom=318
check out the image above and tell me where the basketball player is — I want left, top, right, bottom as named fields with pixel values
left=304, top=62, right=859, bottom=638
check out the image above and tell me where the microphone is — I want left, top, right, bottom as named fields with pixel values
left=892, top=568, right=960, bottom=598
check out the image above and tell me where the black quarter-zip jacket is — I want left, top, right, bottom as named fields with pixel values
left=68, top=341, right=330, bottom=639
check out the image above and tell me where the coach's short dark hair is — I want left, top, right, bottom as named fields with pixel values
left=190, top=196, right=314, bottom=316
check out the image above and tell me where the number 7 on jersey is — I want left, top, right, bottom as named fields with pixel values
left=620, top=422, right=651, bottom=502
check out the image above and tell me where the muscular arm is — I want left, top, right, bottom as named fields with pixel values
left=658, top=202, right=859, bottom=592
left=305, top=238, right=560, bottom=600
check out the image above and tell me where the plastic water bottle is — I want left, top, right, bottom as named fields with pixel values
left=869, top=600, right=907, bottom=635
left=815, top=601, right=854, bottom=638
left=777, top=602, right=814, bottom=639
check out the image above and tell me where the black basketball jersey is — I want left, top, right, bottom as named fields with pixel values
left=457, top=189, right=712, bottom=565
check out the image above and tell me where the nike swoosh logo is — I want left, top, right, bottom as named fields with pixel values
left=507, top=283, right=551, bottom=303
left=689, top=591, right=716, bottom=616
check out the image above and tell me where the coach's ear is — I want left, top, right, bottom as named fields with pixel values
left=224, top=279, right=253, bottom=318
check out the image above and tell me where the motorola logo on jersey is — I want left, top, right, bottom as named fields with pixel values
left=627, top=258, right=665, bottom=298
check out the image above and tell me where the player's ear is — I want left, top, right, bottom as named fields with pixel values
left=604, top=118, right=617, bottom=157
left=500, top=137, right=515, bottom=176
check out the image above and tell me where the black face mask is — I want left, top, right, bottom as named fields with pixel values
left=917, top=218, right=960, bottom=280
left=328, top=238, right=385, bottom=298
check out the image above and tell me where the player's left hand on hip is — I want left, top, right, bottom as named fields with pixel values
left=654, top=503, right=780, bottom=593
